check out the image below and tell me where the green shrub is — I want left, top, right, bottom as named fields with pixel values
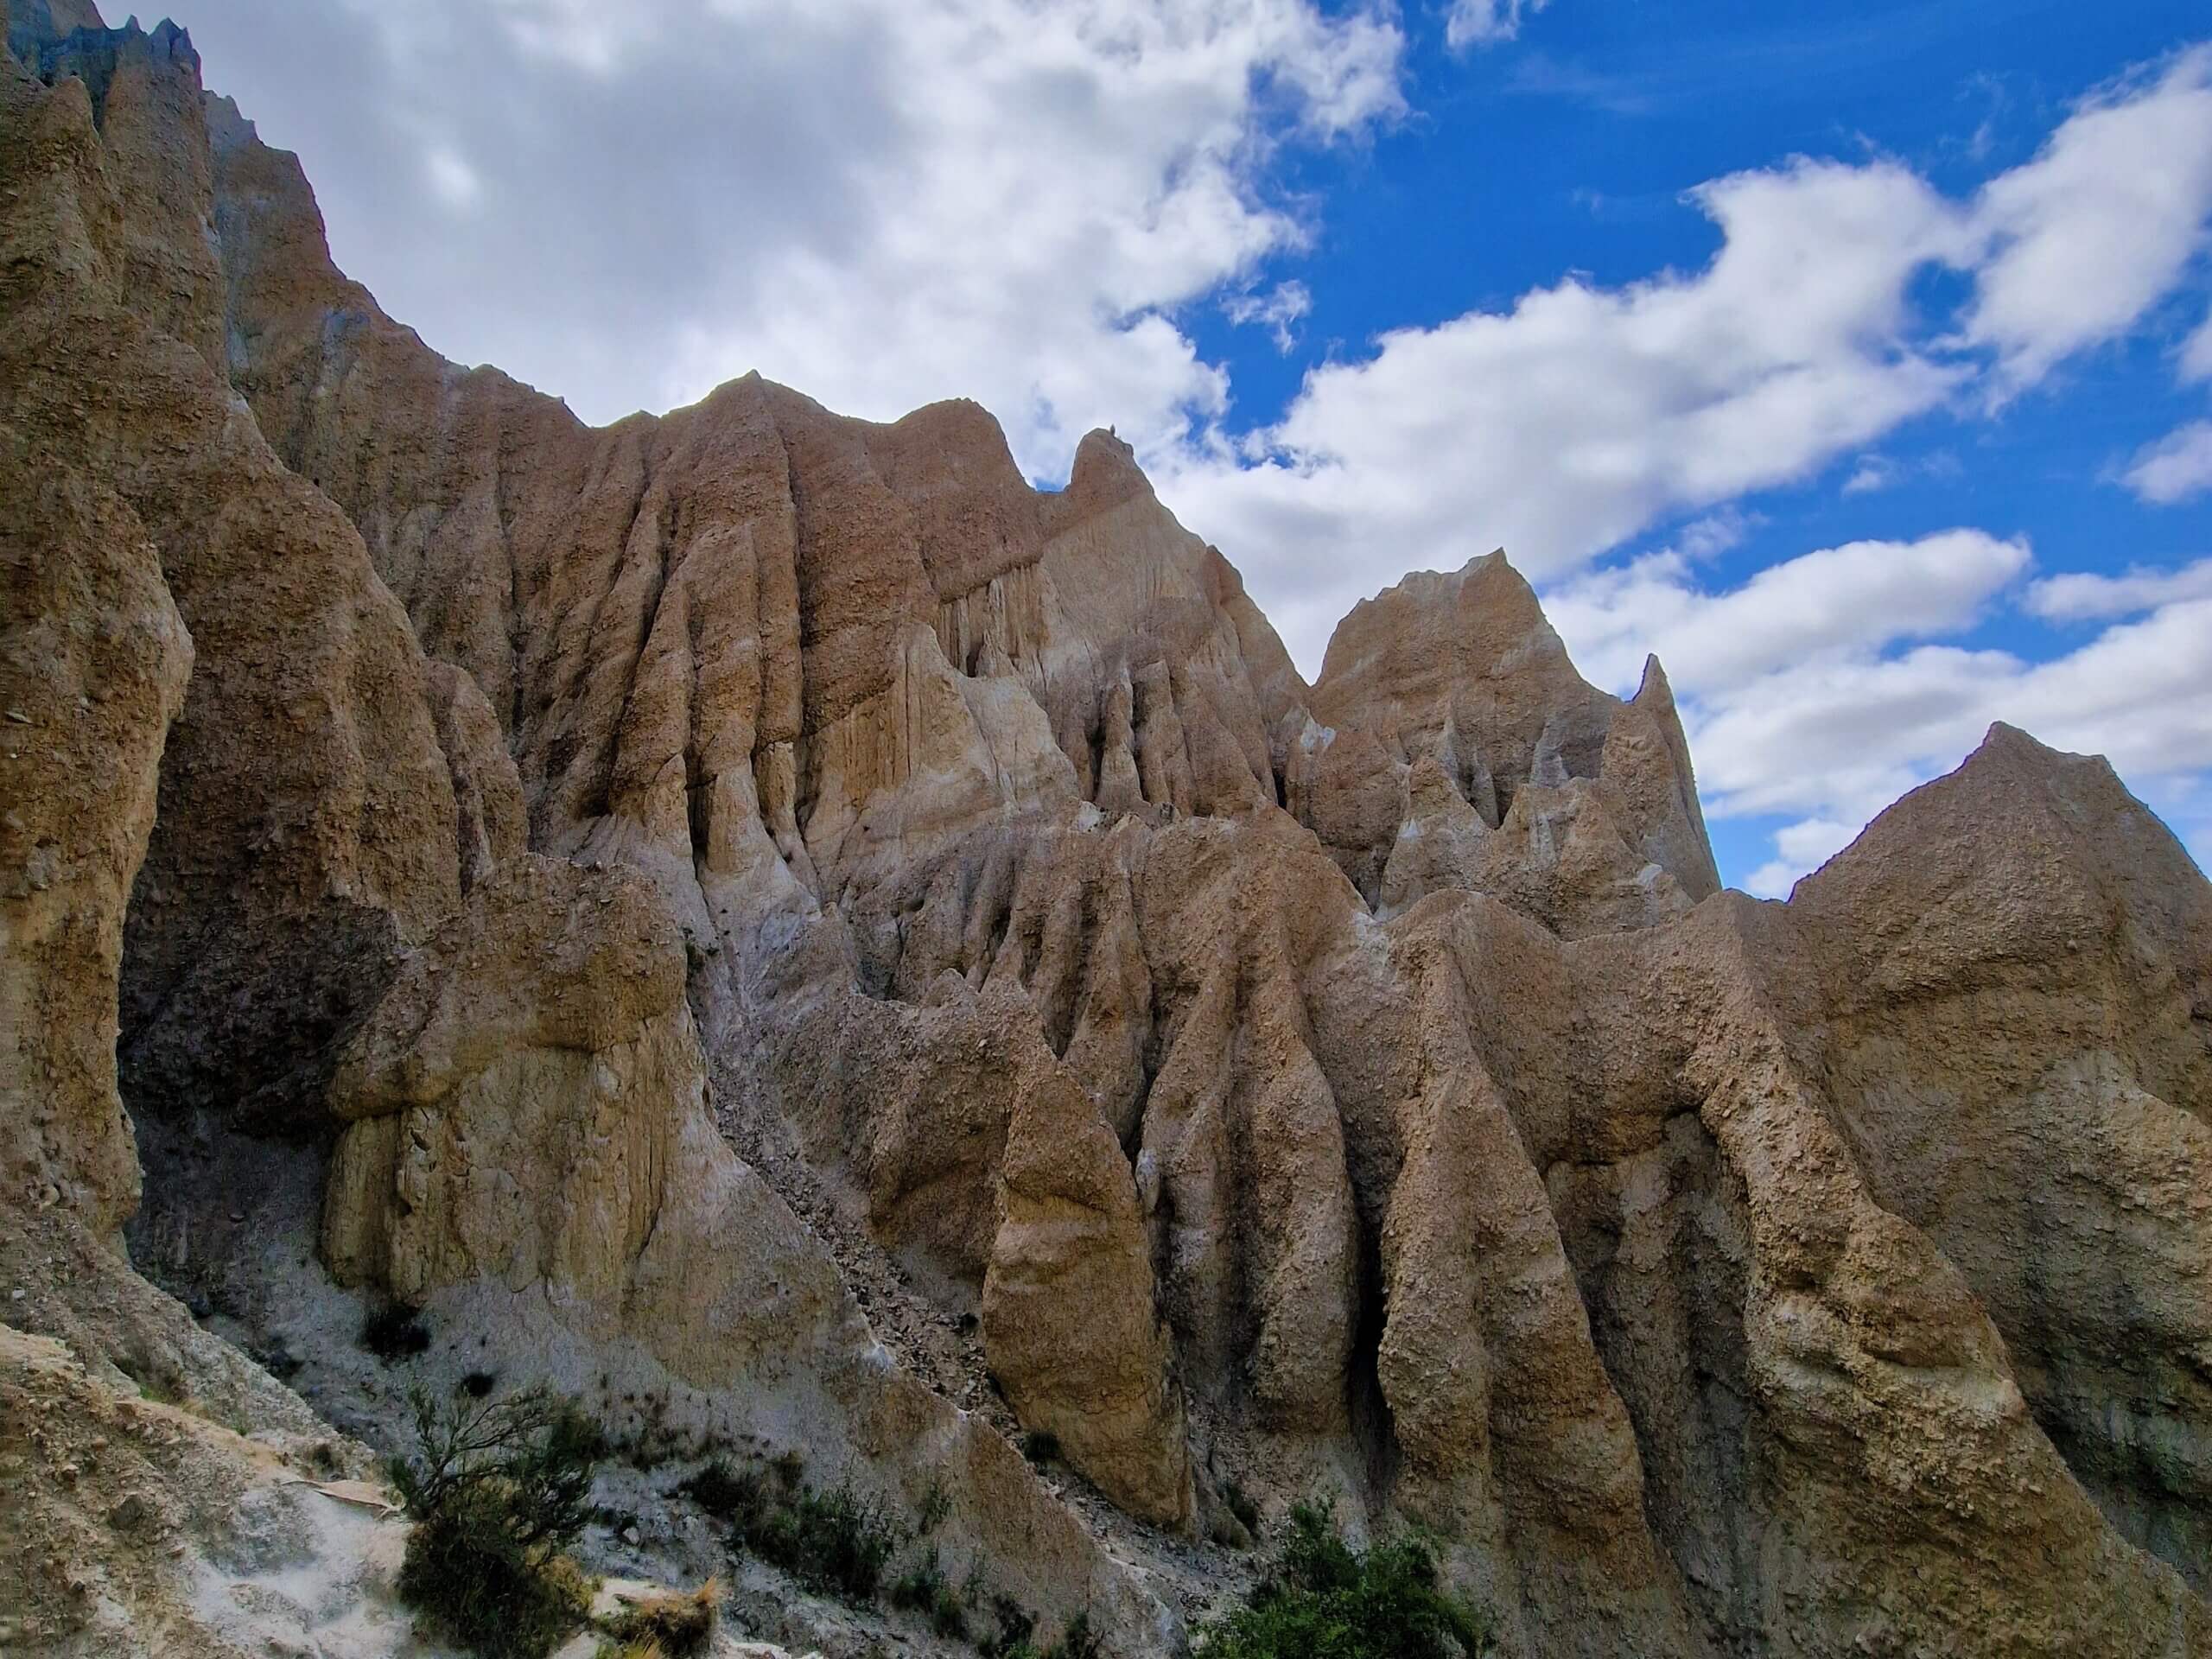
left=976, top=1593, right=1036, bottom=1658
left=891, top=1547, right=968, bottom=1640
left=743, top=1479, right=904, bottom=1603
left=1194, top=1501, right=1490, bottom=1659
left=1053, top=1611, right=1103, bottom=1659
left=676, top=1458, right=766, bottom=1528
left=982, top=1606, right=1101, bottom=1659
left=918, top=1477, right=952, bottom=1535
left=389, top=1384, right=605, bottom=1659
left=1020, top=1430, right=1061, bottom=1467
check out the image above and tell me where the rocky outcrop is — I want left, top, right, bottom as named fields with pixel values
left=1297, top=553, right=1719, bottom=930
left=318, top=853, right=1173, bottom=1645
left=188, top=58, right=2212, bottom=1657
left=4, top=7, right=2212, bottom=1658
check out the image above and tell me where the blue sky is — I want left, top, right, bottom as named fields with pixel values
left=175, top=0, right=2212, bottom=891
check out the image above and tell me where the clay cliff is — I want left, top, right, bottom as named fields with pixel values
left=3, top=8, right=2210, bottom=1658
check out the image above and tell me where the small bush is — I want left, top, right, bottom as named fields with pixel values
left=891, top=1548, right=967, bottom=1640
left=361, top=1302, right=431, bottom=1362
left=390, top=1383, right=605, bottom=1659
left=1054, top=1611, right=1103, bottom=1659
left=976, top=1593, right=1036, bottom=1658
left=1193, top=1501, right=1490, bottom=1659
left=744, top=1480, right=904, bottom=1603
left=607, top=1577, right=722, bottom=1657
left=1020, top=1430, right=1061, bottom=1468
left=979, top=1605, right=1096, bottom=1659
left=676, top=1459, right=767, bottom=1529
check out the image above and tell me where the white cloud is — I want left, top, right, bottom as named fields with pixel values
left=2120, top=421, right=2212, bottom=504
left=1158, top=45, right=2212, bottom=671
left=1446, top=0, right=1549, bottom=49
left=2181, top=310, right=2212, bottom=382
left=183, top=0, right=1404, bottom=468
left=1692, top=601, right=2212, bottom=822
left=1842, top=456, right=1900, bottom=494
left=2026, top=556, right=2212, bottom=620
left=1162, top=157, right=1974, bottom=665
left=1961, top=46, right=2212, bottom=393
left=1544, top=530, right=2031, bottom=699
left=1745, top=817, right=1859, bottom=899
left=1545, top=536, right=2211, bottom=891
left=1224, top=279, right=1313, bottom=352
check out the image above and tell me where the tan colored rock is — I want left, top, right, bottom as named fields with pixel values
left=983, top=1040, right=1192, bottom=1528
left=1306, top=551, right=1718, bottom=926
left=9, top=13, right=2212, bottom=1656
left=1790, top=723, right=2212, bottom=1594
left=319, top=854, right=1176, bottom=1652
left=3, top=23, right=478, bottom=1145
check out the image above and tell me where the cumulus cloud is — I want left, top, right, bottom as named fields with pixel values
left=1744, top=817, right=1859, bottom=899
left=1157, top=43, right=2212, bottom=671
left=1960, top=46, right=2212, bottom=393
left=2120, top=421, right=2212, bottom=504
left=1160, top=157, right=1974, bottom=664
left=1543, top=530, right=2031, bottom=698
left=1544, top=539, right=2212, bottom=893
left=1446, top=0, right=1550, bottom=50
left=179, top=0, right=1404, bottom=471
left=2027, top=556, right=2212, bottom=620
left=2183, top=312, right=2212, bottom=382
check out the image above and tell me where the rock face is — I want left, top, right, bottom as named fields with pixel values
left=3, top=8, right=2212, bottom=1659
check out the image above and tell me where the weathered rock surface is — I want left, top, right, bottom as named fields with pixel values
left=3, top=6, right=2211, bottom=1658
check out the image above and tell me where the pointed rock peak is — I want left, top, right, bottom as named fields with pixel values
left=1454, top=546, right=1550, bottom=626
left=201, top=89, right=257, bottom=150
left=1971, top=720, right=2062, bottom=766
left=1946, top=721, right=2127, bottom=801
left=1060, top=426, right=1157, bottom=518
left=1632, top=654, right=1676, bottom=710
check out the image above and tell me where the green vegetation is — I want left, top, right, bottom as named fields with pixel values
left=892, top=1547, right=969, bottom=1640
left=1195, top=1501, right=1491, bottom=1659
left=671, top=1451, right=1100, bottom=1657
left=674, top=1455, right=899, bottom=1604
left=390, top=1383, right=605, bottom=1659
left=750, top=1479, right=904, bottom=1602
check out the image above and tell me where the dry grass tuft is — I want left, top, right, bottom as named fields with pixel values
left=607, top=1576, right=722, bottom=1657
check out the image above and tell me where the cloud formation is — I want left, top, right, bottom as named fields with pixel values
left=182, top=0, right=1403, bottom=470
left=1543, top=538, right=2212, bottom=894
left=1960, top=47, right=2212, bottom=392
left=2121, top=421, right=2212, bottom=505
left=2027, top=556, right=2212, bottom=620
left=1166, top=46, right=2212, bottom=670
left=1446, top=0, right=1551, bottom=50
